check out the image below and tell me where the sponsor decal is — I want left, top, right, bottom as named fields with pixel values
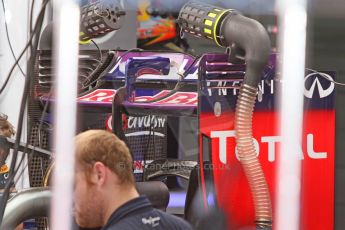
left=211, top=130, right=327, bottom=164
left=205, top=72, right=335, bottom=101
left=78, top=89, right=197, bottom=105
left=135, top=90, right=197, bottom=105
left=127, top=115, right=166, bottom=129
left=106, top=114, right=166, bottom=137
left=77, top=89, right=117, bottom=103
left=304, top=72, right=335, bottom=99
left=105, top=114, right=128, bottom=132
left=207, top=80, right=275, bottom=99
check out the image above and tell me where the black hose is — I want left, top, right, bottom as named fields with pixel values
left=219, top=13, right=270, bottom=87
left=177, top=2, right=272, bottom=228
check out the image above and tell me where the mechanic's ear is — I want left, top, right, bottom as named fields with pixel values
left=92, top=162, right=107, bottom=185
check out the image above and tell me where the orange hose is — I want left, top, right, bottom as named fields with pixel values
left=235, top=84, right=272, bottom=228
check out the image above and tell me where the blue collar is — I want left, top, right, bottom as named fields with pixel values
left=102, top=196, right=153, bottom=229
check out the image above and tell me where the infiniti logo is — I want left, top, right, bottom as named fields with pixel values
left=304, top=73, right=334, bottom=99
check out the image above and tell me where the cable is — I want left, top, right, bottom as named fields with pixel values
left=0, top=0, right=48, bottom=204
left=175, top=54, right=200, bottom=82
left=80, top=50, right=114, bottom=90
left=306, top=68, right=345, bottom=86
left=0, top=0, right=49, bottom=224
left=1, top=0, right=26, bottom=77
left=90, top=39, right=103, bottom=64
left=12, top=91, right=52, bottom=188
left=143, top=115, right=154, bottom=181
left=80, top=48, right=144, bottom=91
left=0, top=0, right=48, bottom=206
left=152, top=119, right=156, bottom=160
left=80, top=39, right=104, bottom=84
left=6, top=89, right=52, bottom=201
left=29, top=0, right=35, bottom=33
left=0, top=0, right=49, bottom=95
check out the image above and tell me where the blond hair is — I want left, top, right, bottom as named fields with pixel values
left=75, top=130, right=134, bottom=185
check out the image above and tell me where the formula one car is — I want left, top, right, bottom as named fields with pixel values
left=1, top=1, right=335, bottom=230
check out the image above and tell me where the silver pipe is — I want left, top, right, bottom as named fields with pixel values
left=0, top=187, right=51, bottom=229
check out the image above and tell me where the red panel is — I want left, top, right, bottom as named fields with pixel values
left=200, top=110, right=334, bottom=230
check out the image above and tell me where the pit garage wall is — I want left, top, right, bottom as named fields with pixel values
left=0, top=0, right=42, bottom=190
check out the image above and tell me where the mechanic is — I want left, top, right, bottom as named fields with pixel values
left=74, top=129, right=193, bottom=230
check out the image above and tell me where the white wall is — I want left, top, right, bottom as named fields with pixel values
left=0, top=0, right=48, bottom=190
left=0, top=1, right=30, bottom=128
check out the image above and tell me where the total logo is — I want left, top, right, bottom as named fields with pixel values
left=211, top=130, right=328, bottom=164
left=304, top=72, right=334, bottom=99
